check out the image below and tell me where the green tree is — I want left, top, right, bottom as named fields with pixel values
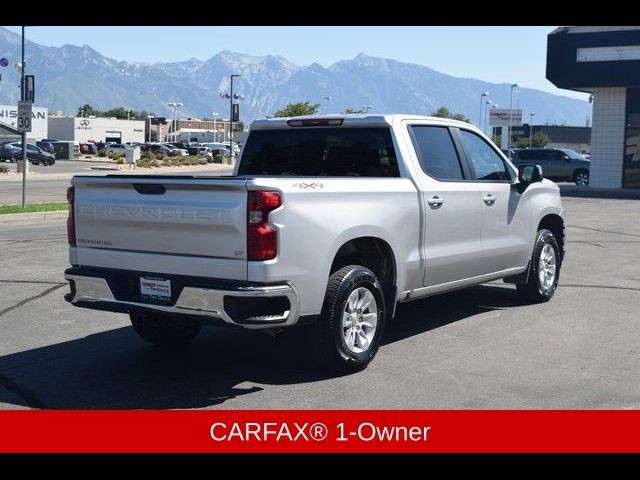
left=431, top=107, right=451, bottom=118
left=77, top=104, right=96, bottom=117
left=431, top=106, right=470, bottom=123
left=491, top=135, right=501, bottom=146
left=273, top=102, right=320, bottom=117
left=344, top=108, right=365, bottom=114
left=512, top=131, right=549, bottom=148
left=149, top=130, right=158, bottom=142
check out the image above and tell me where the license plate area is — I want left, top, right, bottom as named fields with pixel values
left=140, top=276, right=172, bottom=303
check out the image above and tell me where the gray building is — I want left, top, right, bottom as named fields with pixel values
left=547, top=26, right=640, bottom=189
left=48, top=117, right=145, bottom=144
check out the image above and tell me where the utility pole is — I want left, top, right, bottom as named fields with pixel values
left=20, top=26, right=27, bottom=207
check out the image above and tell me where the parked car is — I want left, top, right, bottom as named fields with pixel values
left=86, top=143, right=98, bottom=154
left=37, top=140, right=57, bottom=154
left=94, top=142, right=108, bottom=151
left=141, top=143, right=173, bottom=156
left=106, top=144, right=130, bottom=154
left=510, top=148, right=590, bottom=185
left=0, top=142, right=56, bottom=165
left=168, top=142, right=190, bottom=151
left=162, top=143, right=189, bottom=156
left=65, top=114, right=565, bottom=373
left=188, top=144, right=209, bottom=156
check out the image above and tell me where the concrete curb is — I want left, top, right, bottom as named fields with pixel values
left=0, top=210, right=67, bottom=225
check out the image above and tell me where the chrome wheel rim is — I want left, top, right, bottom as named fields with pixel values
left=576, top=172, right=589, bottom=185
left=342, top=287, right=378, bottom=354
left=538, top=244, right=557, bottom=292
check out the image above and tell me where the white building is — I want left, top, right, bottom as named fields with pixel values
left=48, top=116, right=145, bottom=144
left=0, top=104, right=49, bottom=140
left=174, top=128, right=220, bottom=143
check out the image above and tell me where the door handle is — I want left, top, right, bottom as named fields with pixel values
left=427, top=196, right=445, bottom=207
left=483, top=194, right=496, bottom=205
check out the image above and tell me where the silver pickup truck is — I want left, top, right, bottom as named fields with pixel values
left=64, top=114, right=565, bottom=373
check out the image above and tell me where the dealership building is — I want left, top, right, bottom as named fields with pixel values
left=48, top=116, right=145, bottom=144
left=547, top=26, right=640, bottom=189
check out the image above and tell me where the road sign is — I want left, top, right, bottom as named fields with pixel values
left=232, top=103, right=239, bottom=122
left=17, top=101, right=33, bottom=133
left=25, top=75, right=35, bottom=102
left=489, top=109, right=523, bottom=127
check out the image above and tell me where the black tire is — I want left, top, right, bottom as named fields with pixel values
left=130, top=313, right=202, bottom=345
left=516, top=229, right=561, bottom=303
left=11, top=154, right=20, bottom=163
left=573, top=169, right=589, bottom=186
left=307, top=265, right=386, bottom=374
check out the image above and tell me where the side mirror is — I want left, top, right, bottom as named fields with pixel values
left=518, top=164, right=543, bottom=184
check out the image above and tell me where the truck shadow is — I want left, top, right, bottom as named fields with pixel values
left=0, top=284, right=524, bottom=410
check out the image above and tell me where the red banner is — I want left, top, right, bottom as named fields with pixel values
left=1, top=410, right=639, bottom=453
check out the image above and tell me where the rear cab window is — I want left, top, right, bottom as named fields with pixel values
left=237, top=127, right=399, bottom=177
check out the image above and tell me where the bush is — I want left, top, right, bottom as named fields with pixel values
left=97, top=149, right=107, bottom=157
left=0, top=165, right=9, bottom=174
left=155, top=153, right=165, bottom=161
left=116, top=158, right=125, bottom=165
left=162, top=159, right=172, bottom=167
left=151, top=160, right=161, bottom=168
left=140, top=152, right=153, bottom=160
left=137, top=158, right=153, bottom=168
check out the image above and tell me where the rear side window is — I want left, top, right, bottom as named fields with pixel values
left=238, top=127, right=399, bottom=177
left=459, top=130, right=511, bottom=181
left=410, top=126, right=464, bottom=180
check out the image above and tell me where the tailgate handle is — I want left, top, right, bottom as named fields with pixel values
left=133, top=184, right=166, bottom=195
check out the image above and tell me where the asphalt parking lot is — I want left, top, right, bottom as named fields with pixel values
left=0, top=193, right=639, bottom=409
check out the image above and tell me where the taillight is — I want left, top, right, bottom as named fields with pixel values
left=287, top=118, right=343, bottom=127
left=247, top=190, right=281, bottom=261
left=66, top=186, right=76, bottom=247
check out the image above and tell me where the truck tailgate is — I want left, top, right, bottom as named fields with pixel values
left=72, top=175, right=248, bottom=278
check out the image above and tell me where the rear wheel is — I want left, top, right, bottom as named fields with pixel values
left=573, top=169, right=589, bottom=186
left=307, top=265, right=386, bottom=374
left=130, top=313, right=202, bottom=345
left=11, top=154, right=19, bottom=163
left=516, top=229, right=561, bottom=303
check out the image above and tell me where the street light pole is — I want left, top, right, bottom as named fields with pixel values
left=146, top=115, right=154, bottom=143
left=529, top=112, right=535, bottom=148
left=484, top=100, right=493, bottom=134
left=322, top=96, right=331, bottom=114
left=230, top=74, right=240, bottom=162
left=479, top=91, right=489, bottom=128
left=211, top=112, right=219, bottom=142
left=508, top=83, right=518, bottom=158
left=167, top=102, right=183, bottom=143
left=20, top=26, right=27, bottom=208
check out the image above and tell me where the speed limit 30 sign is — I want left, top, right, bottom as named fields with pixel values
left=17, top=100, right=33, bottom=133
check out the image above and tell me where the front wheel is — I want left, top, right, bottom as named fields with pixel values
left=573, top=169, right=589, bottom=186
left=307, top=265, right=386, bottom=374
left=516, top=229, right=561, bottom=303
left=130, top=313, right=202, bottom=345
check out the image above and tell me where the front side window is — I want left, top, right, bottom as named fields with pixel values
left=459, top=130, right=511, bottom=181
left=409, top=126, right=464, bottom=180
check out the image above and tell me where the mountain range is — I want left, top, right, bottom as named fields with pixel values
left=0, top=26, right=591, bottom=125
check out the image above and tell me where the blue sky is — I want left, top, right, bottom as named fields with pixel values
left=5, top=26, right=586, bottom=100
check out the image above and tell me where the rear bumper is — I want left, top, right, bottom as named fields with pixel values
left=64, top=267, right=299, bottom=329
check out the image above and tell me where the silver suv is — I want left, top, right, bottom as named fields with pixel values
left=510, top=148, right=590, bottom=185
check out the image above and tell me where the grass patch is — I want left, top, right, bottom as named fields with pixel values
left=0, top=202, right=68, bottom=215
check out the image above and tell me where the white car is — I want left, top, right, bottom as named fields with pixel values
left=163, top=144, right=189, bottom=156
left=65, top=114, right=565, bottom=373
